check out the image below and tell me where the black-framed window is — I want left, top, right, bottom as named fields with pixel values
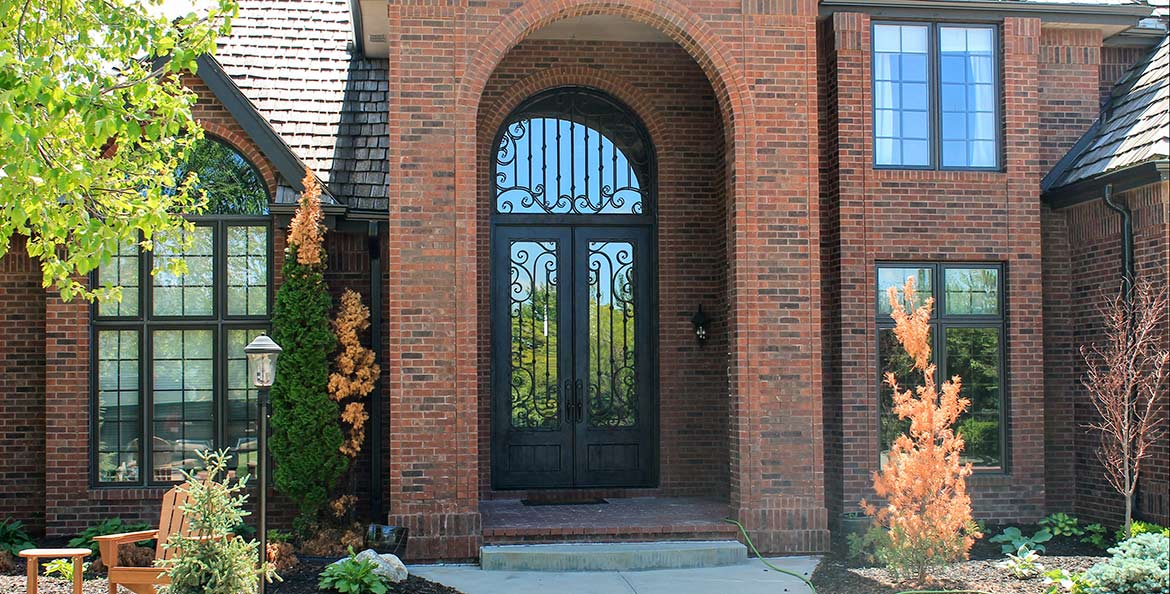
left=873, top=22, right=1000, bottom=170
left=877, top=263, right=1006, bottom=470
left=92, top=138, right=271, bottom=486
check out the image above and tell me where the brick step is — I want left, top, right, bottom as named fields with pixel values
left=483, top=521, right=740, bottom=545
left=480, top=540, right=748, bottom=571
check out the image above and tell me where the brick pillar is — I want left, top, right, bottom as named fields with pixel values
left=385, top=1, right=482, bottom=561
left=729, top=0, right=830, bottom=553
left=43, top=285, right=93, bottom=535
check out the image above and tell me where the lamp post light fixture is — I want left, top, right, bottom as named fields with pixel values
left=244, top=333, right=281, bottom=594
left=691, top=305, right=710, bottom=345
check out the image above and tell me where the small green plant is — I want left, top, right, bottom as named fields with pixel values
left=267, top=529, right=293, bottom=543
left=44, top=558, right=90, bottom=581
left=69, top=518, right=153, bottom=555
left=231, top=522, right=257, bottom=540
left=1040, top=513, right=1083, bottom=537
left=0, top=518, right=34, bottom=554
left=999, top=545, right=1044, bottom=579
left=1043, top=568, right=1091, bottom=594
left=157, top=450, right=278, bottom=594
left=1080, top=523, right=1111, bottom=549
left=318, top=548, right=389, bottom=594
left=1115, top=519, right=1170, bottom=542
left=845, top=524, right=890, bottom=564
left=990, top=526, right=1053, bottom=554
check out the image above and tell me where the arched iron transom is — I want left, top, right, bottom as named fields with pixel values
left=494, top=87, right=653, bottom=216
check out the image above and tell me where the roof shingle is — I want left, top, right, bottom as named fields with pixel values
left=215, top=0, right=390, bottom=211
left=1044, top=34, right=1169, bottom=191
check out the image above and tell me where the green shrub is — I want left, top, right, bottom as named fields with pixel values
left=1083, top=533, right=1169, bottom=594
left=0, top=518, right=34, bottom=554
left=68, top=518, right=153, bottom=555
left=319, top=548, right=389, bottom=594
left=270, top=201, right=345, bottom=532
left=990, top=526, right=1053, bottom=554
left=1118, top=520, right=1170, bottom=541
left=1040, top=513, right=1083, bottom=538
left=157, top=450, right=277, bottom=594
left=1081, top=523, right=1111, bottom=550
left=957, top=417, right=999, bottom=465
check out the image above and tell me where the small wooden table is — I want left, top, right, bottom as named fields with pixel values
left=19, top=548, right=91, bottom=594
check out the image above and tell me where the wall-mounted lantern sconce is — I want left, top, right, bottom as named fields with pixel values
left=691, top=305, right=710, bottom=345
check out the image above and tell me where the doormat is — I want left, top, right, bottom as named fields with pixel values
left=520, top=497, right=608, bottom=506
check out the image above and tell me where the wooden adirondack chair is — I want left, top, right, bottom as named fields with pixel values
left=95, top=486, right=192, bottom=594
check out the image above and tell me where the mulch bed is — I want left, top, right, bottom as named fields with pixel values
left=812, top=525, right=1110, bottom=594
left=271, top=560, right=464, bottom=594
left=0, top=559, right=464, bottom=594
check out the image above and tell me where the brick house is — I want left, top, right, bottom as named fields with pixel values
left=0, top=0, right=1166, bottom=562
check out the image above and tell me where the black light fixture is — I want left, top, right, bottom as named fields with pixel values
left=691, top=305, right=710, bottom=344
left=244, top=333, right=282, bottom=594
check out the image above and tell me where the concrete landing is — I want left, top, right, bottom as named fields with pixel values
left=479, top=541, right=747, bottom=572
left=411, top=556, right=820, bottom=594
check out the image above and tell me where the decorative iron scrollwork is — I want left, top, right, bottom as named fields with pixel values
left=509, top=241, right=561, bottom=429
left=586, top=241, right=637, bottom=428
left=495, top=88, right=652, bottom=216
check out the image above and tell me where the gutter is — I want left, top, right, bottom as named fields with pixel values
left=367, top=221, right=385, bottom=522
left=348, top=0, right=365, bottom=57
left=819, top=0, right=1154, bottom=23
left=1102, top=184, right=1135, bottom=300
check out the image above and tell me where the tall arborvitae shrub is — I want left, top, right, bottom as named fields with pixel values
left=270, top=170, right=345, bottom=531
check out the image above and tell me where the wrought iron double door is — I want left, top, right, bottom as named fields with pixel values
left=491, top=225, right=656, bottom=489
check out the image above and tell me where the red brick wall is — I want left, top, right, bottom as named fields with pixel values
left=473, top=40, right=731, bottom=500
left=387, top=0, right=829, bottom=558
left=0, top=237, right=47, bottom=533
left=1045, top=183, right=1170, bottom=526
left=824, top=13, right=1050, bottom=523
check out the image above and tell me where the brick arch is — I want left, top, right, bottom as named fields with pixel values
left=196, top=120, right=280, bottom=200
left=456, top=0, right=751, bottom=142
left=477, top=67, right=672, bottom=159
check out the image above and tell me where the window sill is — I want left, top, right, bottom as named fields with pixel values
left=88, top=486, right=171, bottom=501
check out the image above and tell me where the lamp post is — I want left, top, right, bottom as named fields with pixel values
left=244, top=334, right=281, bottom=594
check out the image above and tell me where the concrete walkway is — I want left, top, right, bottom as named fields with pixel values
left=410, top=556, right=820, bottom=594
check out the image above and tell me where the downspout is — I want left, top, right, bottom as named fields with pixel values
left=368, top=221, right=385, bottom=521
left=1101, top=183, right=1135, bottom=301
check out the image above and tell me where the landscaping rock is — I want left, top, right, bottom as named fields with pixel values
left=332, top=548, right=408, bottom=583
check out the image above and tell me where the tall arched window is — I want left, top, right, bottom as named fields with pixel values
left=92, top=137, right=272, bottom=486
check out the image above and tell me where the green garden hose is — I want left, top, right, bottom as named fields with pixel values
left=724, top=518, right=818, bottom=593
left=723, top=518, right=991, bottom=594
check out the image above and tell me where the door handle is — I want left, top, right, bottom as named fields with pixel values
left=574, top=379, right=584, bottom=424
left=564, top=379, right=574, bottom=423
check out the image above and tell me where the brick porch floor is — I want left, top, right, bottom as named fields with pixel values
left=480, top=497, right=740, bottom=544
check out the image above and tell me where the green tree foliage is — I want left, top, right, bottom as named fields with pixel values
left=159, top=450, right=277, bottom=594
left=0, top=0, right=236, bottom=300
left=173, top=137, right=269, bottom=215
left=269, top=177, right=344, bottom=531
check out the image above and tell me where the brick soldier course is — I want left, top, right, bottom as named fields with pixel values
left=0, top=0, right=1166, bottom=562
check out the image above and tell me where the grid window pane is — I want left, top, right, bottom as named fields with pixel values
left=938, top=26, right=998, bottom=168
left=877, top=266, right=933, bottom=315
left=947, top=327, right=1003, bottom=467
left=873, top=23, right=931, bottom=167
left=877, top=263, right=1006, bottom=470
left=96, top=330, right=141, bottom=483
left=97, top=241, right=140, bottom=317
left=153, top=226, right=215, bottom=317
left=227, top=226, right=269, bottom=316
left=944, top=267, right=999, bottom=315
left=151, top=329, right=214, bottom=482
left=226, top=328, right=266, bottom=479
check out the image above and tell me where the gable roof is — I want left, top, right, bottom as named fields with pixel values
left=1043, top=34, right=1169, bottom=199
left=213, top=0, right=389, bottom=212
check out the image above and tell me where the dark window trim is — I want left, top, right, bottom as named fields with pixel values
left=874, top=261, right=1010, bottom=474
left=871, top=21, right=1002, bottom=172
left=90, top=216, right=273, bottom=488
